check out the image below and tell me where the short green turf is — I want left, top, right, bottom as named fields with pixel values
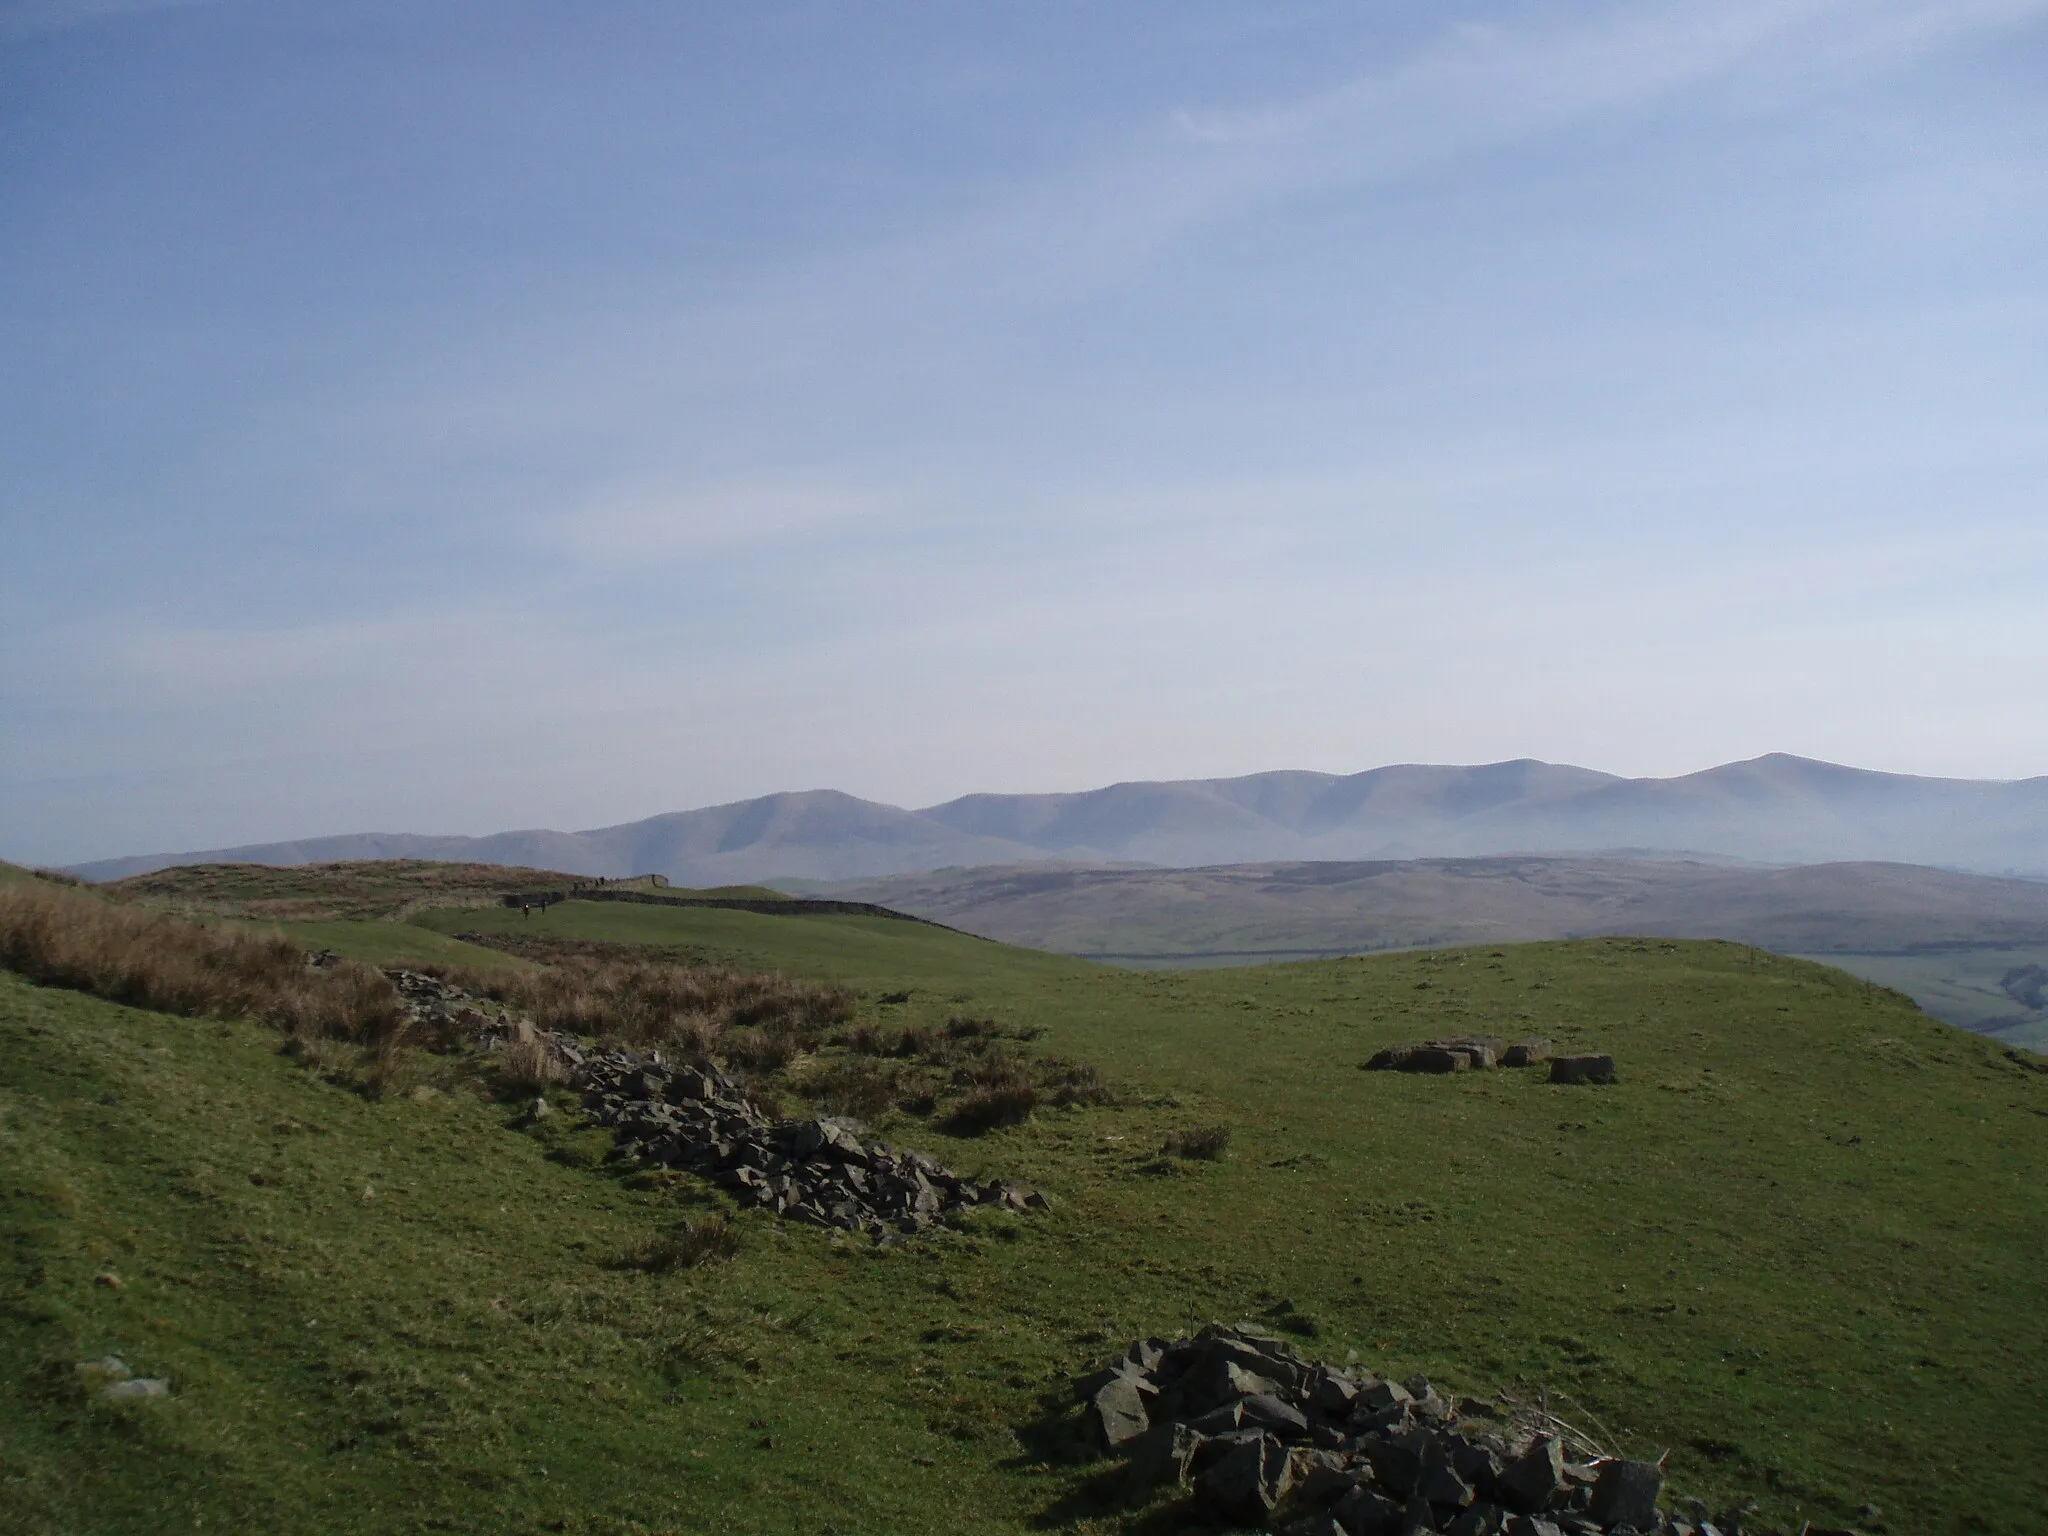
left=276, top=919, right=536, bottom=975
left=4, top=912, right=2047, bottom=1535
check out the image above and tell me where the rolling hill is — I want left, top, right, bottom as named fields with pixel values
left=59, top=754, right=2048, bottom=885
left=814, top=855, right=2048, bottom=1048
left=814, top=856, right=2048, bottom=961
left=5, top=880, right=2046, bottom=1534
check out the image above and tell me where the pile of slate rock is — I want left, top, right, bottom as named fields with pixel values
left=1364, top=1037, right=1617, bottom=1086
left=577, top=1048, right=1045, bottom=1240
left=379, top=966, right=503, bottom=1032
left=1079, top=1325, right=1744, bottom=1535
left=362, top=965, right=1042, bottom=1241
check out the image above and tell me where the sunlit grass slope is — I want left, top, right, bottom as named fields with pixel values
left=5, top=896, right=2046, bottom=1535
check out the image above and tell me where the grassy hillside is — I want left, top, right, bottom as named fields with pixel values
left=4, top=893, right=2046, bottom=1534
left=1800, top=946, right=2048, bottom=1053
left=102, top=860, right=601, bottom=921
left=102, top=861, right=715, bottom=923
left=815, top=857, right=2048, bottom=1041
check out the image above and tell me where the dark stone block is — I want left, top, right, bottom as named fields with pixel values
left=1420, top=1462, right=1476, bottom=1511
left=1446, top=1503, right=1509, bottom=1536
left=1362, top=1428, right=1441, bottom=1500
left=1496, top=1436, right=1565, bottom=1514
left=1089, top=1374, right=1153, bottom=1448
left=1123, top=1421, right=1202, bottom=1505
left=1548, top=1054, right=1617, bottom=1085
left=1240, top=1391, right=1312, bottom=1439
left=1333, top=1485, right=1404, bottom=1536
left=1196, top=1432, right=1295, bottom=1525
left=1587, top=1460, right=1662, bottom=1531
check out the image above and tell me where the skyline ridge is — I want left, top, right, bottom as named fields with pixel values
left=61, top=751, right=2048, bottom=885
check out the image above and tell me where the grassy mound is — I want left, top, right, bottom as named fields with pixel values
left=3, top=893, right=2045, bottom=1534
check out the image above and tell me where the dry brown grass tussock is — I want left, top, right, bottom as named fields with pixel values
left=436, top=952, right=854, bottom=1064
left=0, top=882, right=404, bottom=1048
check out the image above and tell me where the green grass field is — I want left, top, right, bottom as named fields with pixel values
left=5, top=895, right=2046, bottom=1534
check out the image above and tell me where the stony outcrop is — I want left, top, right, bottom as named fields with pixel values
left=370, top=966, right=1042, bottom=1241
left=578, top=1050, right=1045, bottom=1239
left=381, top=966, right=506, bottom=1036
left=1075, top=1325, right=1755, bottom=1535
left=1365, top=1038, right=1551, bottom=1074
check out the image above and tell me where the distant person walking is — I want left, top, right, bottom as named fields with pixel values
left=521, top=902, right=530, bottom=919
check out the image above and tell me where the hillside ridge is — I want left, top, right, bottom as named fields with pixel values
left=61, top=753, right=2048, bottom=885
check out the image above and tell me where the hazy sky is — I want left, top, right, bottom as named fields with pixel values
left=4, top=0, right=2046, bottom=864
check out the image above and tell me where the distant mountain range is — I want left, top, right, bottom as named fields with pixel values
left=64, top=753, right=2048, bottom=885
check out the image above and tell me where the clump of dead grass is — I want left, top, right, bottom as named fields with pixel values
left=1162, top=1124, right=1231, bottom=1160
left=445, top=953, right=851, bottom=1064
left=497, top=1024, right=569, bottom=1094
left=0, top=882, right=404, bottom=1050
left=796, top=1057, right=918, bottom=1123
left=942, top=1078, right=1038, bottom=1134
left=621, top=1214, right=741, bottom=1272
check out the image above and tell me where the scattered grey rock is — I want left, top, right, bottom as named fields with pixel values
left=74, top=1356, right=130, bottom=1384
left=1549, top=1055, right=1618, bottom=1086
left=103, top=1377, right=170, bottom=1400
left=1367, top=1035, right=1571, bottom=1076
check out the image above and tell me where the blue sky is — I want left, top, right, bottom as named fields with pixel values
left=4, top=0, right=2046, bottom=864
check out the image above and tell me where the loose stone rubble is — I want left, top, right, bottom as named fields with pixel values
left=380, top=966, right=505, bottom=1035
left=366, top=965, right=1043, bottom=1242
left=1076, top=1325, right=1751, bottom=1535
left=580, top=1050, right=1045, bottom=1240
left=75, top=1356, right=169, bottom=1402
left=1365, top=1037, right=1552, bottom=1074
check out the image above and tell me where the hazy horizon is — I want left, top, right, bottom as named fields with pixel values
left=6, top=1, right=2046, bottom=866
